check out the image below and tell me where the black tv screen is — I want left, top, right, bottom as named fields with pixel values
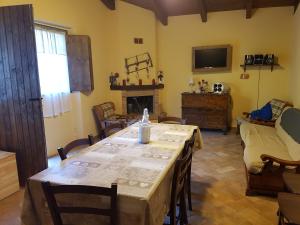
left=192, top=45, right=232, bottom=73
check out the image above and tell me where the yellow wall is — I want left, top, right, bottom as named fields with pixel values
left=290, top=8, right=300, bottom=107
left=0, top=1, right=295, bottom=155
left=108, top=1, right=158, bottom=113
left=0, top=0, right=116, bottom=156
left=157, top=8, right=293, bottom=125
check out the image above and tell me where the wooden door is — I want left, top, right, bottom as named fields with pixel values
left=0, top=5, right=47, bottom=186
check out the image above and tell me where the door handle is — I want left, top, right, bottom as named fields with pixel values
left=29, top=97, right=43, bottom=101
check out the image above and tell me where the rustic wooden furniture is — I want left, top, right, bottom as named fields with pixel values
left=93, top=102, right=136, bottom=138
left=57, top=135, right=94, bottom=161
left=184, top=129, right=197, bottom=211
left=241, top=107, right=300, bottom=196
left=283, top=173, right=300, bottom=194
left=0, top=5, right=47, bottom=186
left=104, top=122, right=125, bottom=138
left=41, top=181, right=118, bottom=225
left=278, top=192, right=300, bottom=225
left=158, top=116, right=186, bottom=125
left=67, top=35, right=94, bottom=92
left=182, top=92, right=231, bottom=134
left=166, top=140, right=193, bottom=225
left=246, top=155, right=300, bottom=196
left=110, top=84, right=164, bottom=91
left=114, top=0, right=299, bottom=24
left=0, top=151, right=19, bottom=200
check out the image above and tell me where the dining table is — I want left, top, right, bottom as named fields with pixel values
left=21, top=122, right=202, bottom=225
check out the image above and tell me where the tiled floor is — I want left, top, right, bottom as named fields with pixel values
left=0, top=130, right=278, bottom=225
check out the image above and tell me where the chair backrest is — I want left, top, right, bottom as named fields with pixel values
left=158, top=116, right=186, bottom=125
left=170, top=140, right=193, bottom=213
left=57, top=135, right=94, bottom=161
left=42, top=181, right=118, bottom=225
left=93, top=102, right=116, bottom=121
left=93, top=102, right=117, bottom=138
left=104, top=122, right=124, bottom=138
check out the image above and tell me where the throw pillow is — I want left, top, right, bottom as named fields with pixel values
left=250, top=103, right=273, bottom=121
left=270, top=99, right=286, bottom=120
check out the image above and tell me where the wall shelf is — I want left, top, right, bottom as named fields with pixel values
left=240, top=64, right=280, bottom=72
left=110, top=84, right=164, bottom=91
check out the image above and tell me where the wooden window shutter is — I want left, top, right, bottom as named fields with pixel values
left=67, top=35, right=94, bottom=92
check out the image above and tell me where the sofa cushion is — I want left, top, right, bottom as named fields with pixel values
left=241, top=122, right=292, bottom=174
left=276, top=107, right=300, bottom=161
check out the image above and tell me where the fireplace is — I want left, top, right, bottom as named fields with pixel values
left=127, top=96, right=153, bottom=114
left=122, top=89, right=160, bottom=118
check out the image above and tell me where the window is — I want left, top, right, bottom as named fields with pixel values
left=35, top=26, right=71, bottom=117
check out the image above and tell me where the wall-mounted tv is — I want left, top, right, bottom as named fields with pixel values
left=192, top=45, right=232, bottom=73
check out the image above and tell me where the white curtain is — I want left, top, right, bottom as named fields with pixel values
left=35, top=27, right=71, bottom=117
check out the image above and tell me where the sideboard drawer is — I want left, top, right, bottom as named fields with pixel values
left=182, top=93, right=229, bottom=110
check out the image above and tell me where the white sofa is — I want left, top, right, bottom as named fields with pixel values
left=241, top=107, right=300, bottom=195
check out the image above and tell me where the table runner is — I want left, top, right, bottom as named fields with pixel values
left=21, top=123, right=202, bottom=225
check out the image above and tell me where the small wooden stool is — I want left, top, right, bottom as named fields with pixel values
left=283, top=173, right=300, bottom=194
left=278, top=192, right=300, bottom=225
left=0, top=151, right=19, bottom=200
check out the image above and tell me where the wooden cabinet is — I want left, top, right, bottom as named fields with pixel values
left=0, top=151, right=19, bottom=200
left=67, top=35, right=94, bottom=92
left=182, top=92, right=232, bottom=133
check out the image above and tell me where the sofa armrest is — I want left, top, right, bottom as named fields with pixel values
left=261, top=154, right=300, bottom=167
left=250, top=120, right=275, bottom=127
left=243, top=112, right=250, bottom=118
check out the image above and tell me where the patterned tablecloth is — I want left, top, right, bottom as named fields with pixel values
left=21, top=123, right=202, bottom=225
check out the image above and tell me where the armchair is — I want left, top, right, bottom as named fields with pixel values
left=93, top=102, right=137, bottom=138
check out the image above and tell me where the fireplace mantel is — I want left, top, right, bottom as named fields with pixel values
left=110, top=84, right=164, bottom=91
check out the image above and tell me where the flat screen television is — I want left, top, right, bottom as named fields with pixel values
left=192, top=45, right=232, bottom=73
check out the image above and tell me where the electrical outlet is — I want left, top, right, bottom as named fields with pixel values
left=240, top=73, right=250, bottom=79
left=133, top=38, right=143, bottom=44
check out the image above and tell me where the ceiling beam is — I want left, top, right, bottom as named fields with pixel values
left=294, top=0, right=300, bottom=13
left=101, top=0, right=116, bottom=10
left=199, top=0, right=207, bottom=22
left=246, top=0, right=253, bottom=19
left=152, top=0, right=168, bottom=25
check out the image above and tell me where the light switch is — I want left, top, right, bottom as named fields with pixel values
left=240, top=73, right=250, bottom=79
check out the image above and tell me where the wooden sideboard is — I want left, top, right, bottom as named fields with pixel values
left=182, top=92, right=232, bottom=134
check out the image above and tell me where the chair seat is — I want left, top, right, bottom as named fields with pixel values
left=278, top=192, right=300, bottom=224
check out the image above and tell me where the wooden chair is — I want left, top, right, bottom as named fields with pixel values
left=41, top=181, right=118, bottom=225
left=158, top=116, right=186, bottom=125
left=57, top=135, right=94, bottom=161
left=104, top=122, right=125, bottom=138
left=166, top=140, right=193, bottom=225
left=278, top=192, right=300, bottom=225
left=184, top=129, right=197, bottom=211
left=93, top=102, right=137, bottom=138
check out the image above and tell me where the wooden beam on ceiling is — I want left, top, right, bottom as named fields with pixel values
left=152, top=0, right=168, bottom=25
left=246, top=0, right=253, bottom=19
left=199, top=0, right=207, bottom=22
left=294, top=0, right=300, bottom=13
left=101, top=0, right=116, bottom=10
